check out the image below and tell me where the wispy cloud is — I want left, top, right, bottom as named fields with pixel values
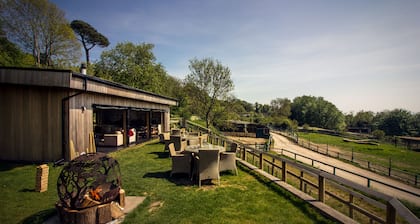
left=52, top=0, right=420, bottom=112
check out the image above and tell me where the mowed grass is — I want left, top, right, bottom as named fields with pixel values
left=0, top=163, right=61, bottom=224
left=112, top=141, right=335, bottom=224
left=0, top=141, right=336, bottom=224
left=298, top=132, right=420, bottom=174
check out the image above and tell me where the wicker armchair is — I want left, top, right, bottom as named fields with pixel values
left=219, top=143, right=238, bottom=175
left=169, top=143, right=191, bottom=177
left=159, top=132, right=171, bottom=151
left=170, top=135, right=187, bottom=152
left=196, top=149, right=220, bottom=187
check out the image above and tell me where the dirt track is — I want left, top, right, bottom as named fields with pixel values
left=271, top=132, right=420, bottom=206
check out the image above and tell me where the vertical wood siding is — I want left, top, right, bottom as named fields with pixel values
left=0, top=85, right=65, bottom=162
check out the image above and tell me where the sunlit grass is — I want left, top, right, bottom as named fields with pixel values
left=0, top=141, right=336, bottom=224
left=298, top=132, right=420, bottom=173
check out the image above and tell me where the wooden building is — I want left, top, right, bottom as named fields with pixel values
left=0, top=67, right=177, bottom=162
left=221, top=120, right=270, bottom=139
left=399, top=136, right=420, bottom=151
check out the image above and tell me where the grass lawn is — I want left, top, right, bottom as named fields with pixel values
left=298, top=132, right=420, bottom=174
left=0, top=141, right=336, bottom=224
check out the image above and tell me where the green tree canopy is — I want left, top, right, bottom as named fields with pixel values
left=185, top=57, right=234, bottom=128
left=70, top=20, right=109, bottom=65
left=345, top=110, right=375, bottom=128
left=291, top=95, right=345, bottom=130
left=94, top=42, right=177, bottom=96
left=1, top=0, right=80, bottom=67
left=0, top=21, right=34, bottom=66
left=374, top=109, right=413, bottom=136
left=270, top=98, right=292, bottom=117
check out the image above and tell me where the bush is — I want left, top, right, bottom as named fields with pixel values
left=372, top=129, right=385, bottom=140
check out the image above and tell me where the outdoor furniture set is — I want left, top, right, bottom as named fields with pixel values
left=168, top=139, right=238, bottom=187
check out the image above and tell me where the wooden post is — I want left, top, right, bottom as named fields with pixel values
left=299, top=171, right=304, bottom=191
left=349, top=194, right=354, bottom=218
left=386, top=201, right=396, bottom=224
left=318, top=175, right=325, bottom=202
left=388, top=158, right=392, bottom=176
left=271, top=158, right=275, bottom=175
left=259, top=152, right=263, bottom=169
left=281, top=161, right=287, bottom=182
left=242, top=146, right=246, bottom=160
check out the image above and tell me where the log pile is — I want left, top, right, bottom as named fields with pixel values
left=35, top=164, right=49, bottom=192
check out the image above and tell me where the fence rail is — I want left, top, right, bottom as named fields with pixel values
left=277, top=130, right=420, bottom=188
left=185, top=122, right=419, bottom=224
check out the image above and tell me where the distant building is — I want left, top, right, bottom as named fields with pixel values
left=0, top=67, right=177, bottom=162
left=347, top=127, right=371, bottom=134
left=221, top=120, right=270, bottom=139
left=399, top=136, right=420, bottom=151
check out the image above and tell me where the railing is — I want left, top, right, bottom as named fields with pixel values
left=277, top=130, right=420, bottom=188
left=276, top=147, right=420, bottom=198
left=185, top=122, right=419, bottom=224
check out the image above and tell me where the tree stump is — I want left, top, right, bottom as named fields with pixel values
left=56, top=202, right=99, bottom=224
left=97, top=203, right=112, bottom=224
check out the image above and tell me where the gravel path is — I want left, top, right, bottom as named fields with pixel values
left=271, top=132, right=420, bottom=206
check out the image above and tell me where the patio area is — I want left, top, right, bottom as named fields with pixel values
left=0, top=140, right=334, bottom=224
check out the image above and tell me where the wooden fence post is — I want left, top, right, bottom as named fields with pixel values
left=242, top=146, right=246, bottom=160
left=271, top=158, right=275, bottom=175
left=282, top=161, right=287, bottom=182
left=388, top=158, right=392, bottom=176
left=318, top=175, right=325, bottom=203
left=299, top=171, right=304, bottom=191
left=349, top=194, right=354, bottom=218
left=386, top=201, right=396, bottom=224
left=259, top=152, right=263, bottom=169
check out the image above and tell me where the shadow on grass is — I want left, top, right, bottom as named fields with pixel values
left=19, top=208, right=57, bottom=224
left=149, top=151, right=169, bottom=159
left=19, top=188, right=35, bottom=192
left=0, top=162, right=29, bottom=171
left=143, top=171, right=195, bottom=186
left=238, top=163, right=335, bottom=224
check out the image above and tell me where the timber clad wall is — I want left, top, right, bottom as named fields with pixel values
left=0, top=67, right=177, bottom=162
left=0, top=85, right=65, bottom=161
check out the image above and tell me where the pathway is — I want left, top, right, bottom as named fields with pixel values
left=271, top=132, right=420, bottom=206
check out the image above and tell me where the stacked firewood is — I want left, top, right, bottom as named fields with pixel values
left=35, top=164, right=49, bottom=192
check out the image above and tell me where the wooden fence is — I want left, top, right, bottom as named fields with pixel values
left=278, top=131, right=420, bottom=188
left=186, top=122, right=419, bottom=224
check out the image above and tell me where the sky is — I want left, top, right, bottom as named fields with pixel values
left=51, top=0, right=420, bottom=113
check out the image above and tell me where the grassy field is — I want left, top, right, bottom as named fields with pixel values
left=0, top=141, right=335, bottom=224
left=297, top=132, right=420, bottom=174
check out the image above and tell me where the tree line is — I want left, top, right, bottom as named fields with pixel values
left=1, top=0, right=418, bottom=138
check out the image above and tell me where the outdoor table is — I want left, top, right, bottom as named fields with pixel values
left=185, top=143, right=225, bottom=154
left=185, top=144, right=225, bottom=181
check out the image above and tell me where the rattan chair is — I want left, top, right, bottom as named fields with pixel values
left=169, top=143, right=191, bottom=177
left=159, top=132, right=171, bottom=151
left=170, top=135, right=187, bottom=152
left=219, top=143, right=238, bottom=175
left=196, top=149, right=220, bottom=187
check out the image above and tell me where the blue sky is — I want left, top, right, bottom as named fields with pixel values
left=51, top=0, right=420, bottom=113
